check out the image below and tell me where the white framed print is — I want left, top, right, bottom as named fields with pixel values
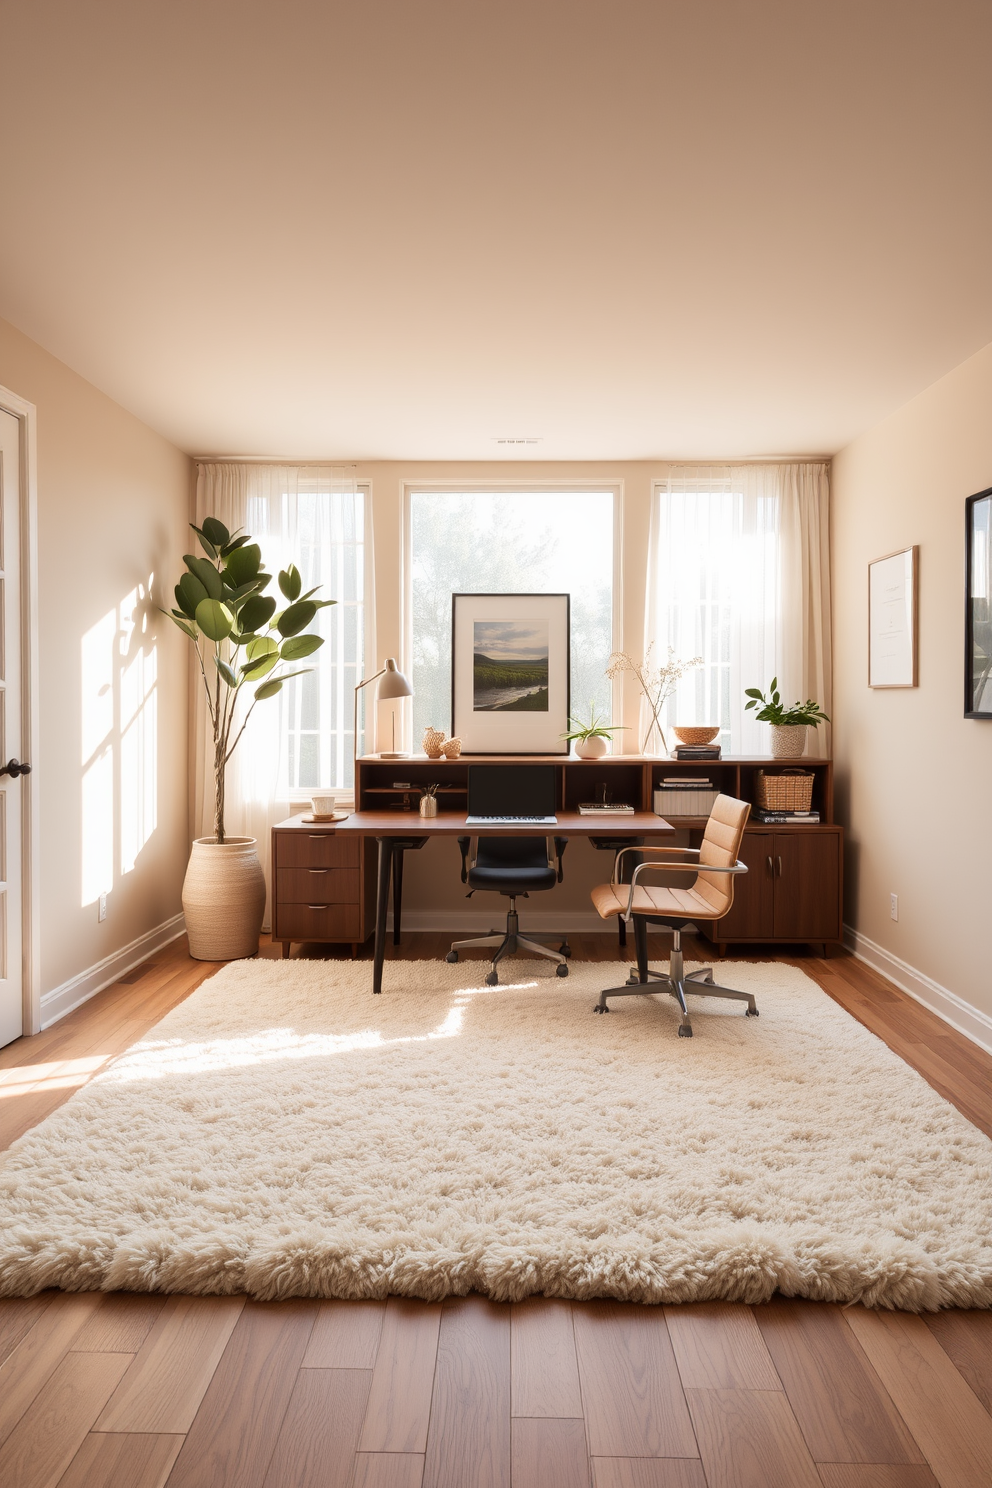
left=451, top=593, right=570, bottom=753
left=868, top=546, right=918, bottom=688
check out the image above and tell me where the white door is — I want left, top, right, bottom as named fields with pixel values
left=0, top=410, right=23, bottom=1048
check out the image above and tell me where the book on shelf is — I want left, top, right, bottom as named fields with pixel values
left=753, top=809, right=821, bottom=824
left=577, top=802, right=635, bottom=815
left=674, top=745, right=722, bottom=759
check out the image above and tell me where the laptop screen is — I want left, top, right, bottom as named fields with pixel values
left=467, top=765, right=556, bottom=817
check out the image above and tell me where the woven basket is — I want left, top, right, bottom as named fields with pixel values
left=755, top=769, right=814, bottom=812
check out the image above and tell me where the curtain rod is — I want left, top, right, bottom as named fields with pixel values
left=193, top=456, right=359, bottom=467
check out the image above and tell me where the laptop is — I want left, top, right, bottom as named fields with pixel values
left=465, top=764, right=558, bottom=825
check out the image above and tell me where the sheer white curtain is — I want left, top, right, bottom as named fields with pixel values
left=192, top=464, right=368, bottom=924
left=646, top=463, right=831, bottom=755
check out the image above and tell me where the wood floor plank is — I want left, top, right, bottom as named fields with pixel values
left=511, top=1418, right=590, bottom=1488
left=686, top=1387, right=822, bottom=1488
left=422, top=1296, right=511, bottom=1488
left=922, top=1309, right=992, bottom=1414
left=55, top=1431, right=184, bottom=1488
left=359, top=1298, right=442, bottom=1454
left=71, top=1291, right=167, bottom=1352
left=0, top=1294, right=52, bottom=1366
left=510, top=1298, right=583, bottom=1417
left=0, top=1350, right=132, bottom=1488
left=95, top=1294, right=246, bottom=1433
left=352, top=1454, right=426, bottom=1488
left=572, top=1302, right=697, bottom=1459
left=816, top=1467, right=939, bottom=1488
left=843, top=1306, right=992, bottom=1488
left=754, top=1300, right=925, bottom=1464
left=262, top=1367, right=371, bottom=1488
left=665, top=1303, right=780, bottom=1391
left=0, top=1292, right=103, bottom=1447
left=165, top=1298, right=318, bottom=1488
left=590, top=1460, right=707, bottom=1488
left=303, top=1299, right=385, bottom=1368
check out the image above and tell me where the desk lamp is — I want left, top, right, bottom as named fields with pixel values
left=354, top=658, right=414, bottom=760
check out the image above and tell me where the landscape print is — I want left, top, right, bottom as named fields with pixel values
left=473, top=620, right=549, bottom=711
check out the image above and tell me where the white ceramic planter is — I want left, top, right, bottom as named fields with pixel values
left=769, top=724, right=808, bottom=759
left=574, top=735, right=609, bottom=759
left=182, top=836, right=266, bottom=960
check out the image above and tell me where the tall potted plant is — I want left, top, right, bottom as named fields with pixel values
left=167, top=516, right=333, bottom=959
left=744, top=679, right=829, bottom=758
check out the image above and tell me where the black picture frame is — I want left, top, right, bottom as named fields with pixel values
left=965, top=486, right=992, bottom=718
left=450, top=593, right=571, bottom=754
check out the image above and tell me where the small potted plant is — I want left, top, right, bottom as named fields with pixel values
left=562, top=705, right=627, bottom=759
left=744, top=679, right=830, bottom=758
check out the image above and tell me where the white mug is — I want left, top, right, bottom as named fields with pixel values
left=311, top=794, right=337, bottom=817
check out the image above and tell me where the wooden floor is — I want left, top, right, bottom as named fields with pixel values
left=0, top=933, right=990, bottom=1488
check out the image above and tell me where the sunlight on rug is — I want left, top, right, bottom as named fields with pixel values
left=0, top=958, right=990, bottom=1309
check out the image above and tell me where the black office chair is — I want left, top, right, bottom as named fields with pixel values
left=446, top=835, right=570, bottom=986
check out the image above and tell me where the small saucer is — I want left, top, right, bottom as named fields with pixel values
left=302, top=812, right=350, bottom=823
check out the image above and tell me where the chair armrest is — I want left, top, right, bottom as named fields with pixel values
left=621, top=857, right=747, bottom=919
left=612, top=845, right=700, bottom=883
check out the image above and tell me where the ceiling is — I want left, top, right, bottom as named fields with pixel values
left=2, top=1, right=991, bottom=461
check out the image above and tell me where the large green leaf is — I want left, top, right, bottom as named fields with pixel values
left=201, top=516, right=231, bottom=548
left=220, top=533, right=250, bottom=558
left=168, top=613, right=198, bottom=641
left=278, top=564, right=302, bottom=602
left=195, top=597, right=234, bottom=641
left=280, top=633, right=324, bottom=660
left=224, top=542, right=262, bottom=587
left=177, top=571, right=209, bottom=617
left=191, top=524, right=218, bottom=559
left=241, top=652, right=277, bottom=679
left=239, top=594, right=277, bottom=635
left=184, top=554, right=223, bottom=599
left=220, top=577, right=263, bottom=602
left=246, top=635, right=279, bottom=659
left=277, top=599, right=317, bottom=637
left=214, top=657, right=238, bottom=687
left=254, top=677, right=284, bottom=700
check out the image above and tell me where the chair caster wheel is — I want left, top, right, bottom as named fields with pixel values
left=446, top=951, right=459, bottom=963
left=485, top=971, right=499, bottom=986
left=746, top=1007, right=759, bottom=1016
left=594, top=1003, right=610, bottom=1013
left=678, top=1024, right=693, bottom=1037
left=625, top=975, right=639, bottom=986
left=556, top=963, right=569, bottom=977
left=558, top=942, right=571, bottom=957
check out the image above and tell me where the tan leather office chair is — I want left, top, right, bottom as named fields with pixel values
left=590, top=794, right=756, bottom=1036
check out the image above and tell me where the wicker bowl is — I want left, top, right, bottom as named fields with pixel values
left=672, top=725, right=720, bottom=746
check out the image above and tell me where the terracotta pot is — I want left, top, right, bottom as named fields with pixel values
left=769, top=724, right=807, bottom=759
left=422, top=726, right=446, bottom=759
left=182, top=836, right=266, bottom=960
left=573, top=735, right=609, bottom=759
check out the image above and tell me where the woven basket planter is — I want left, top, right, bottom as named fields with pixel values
left=769, top=724, right=808, bottom=758
left=182, top=837, right=266, bottom=960
left=755, top=769, right=815, bottom=813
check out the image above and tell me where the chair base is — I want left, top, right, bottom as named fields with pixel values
left=447, top=903, right=570, bottom=985
left=594, top=932, right=758, bottom=1036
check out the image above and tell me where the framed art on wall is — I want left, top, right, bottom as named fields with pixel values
left=451, top=593, right=570, bottom=753
left=966, top=487, right=992, bottom=718
left=868, top=546, right=918, bottom=688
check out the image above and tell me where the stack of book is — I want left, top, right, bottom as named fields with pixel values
left=752, top=808, right=821, bottom=824
left=653, top=779, right=718, bottom=816
left=673, top=743, right=721, bottom=761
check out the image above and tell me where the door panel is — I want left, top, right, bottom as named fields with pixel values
left=713, top=830, right=774, bottom=940
left=773, top=832, right=840, bottom=940
left=0, top=409, right=21, bottom=1048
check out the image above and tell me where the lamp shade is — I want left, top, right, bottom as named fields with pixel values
left=376, top=658, right=413, bottom=700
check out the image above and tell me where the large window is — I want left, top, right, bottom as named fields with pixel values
left=408, top=489, right=616, bottom=743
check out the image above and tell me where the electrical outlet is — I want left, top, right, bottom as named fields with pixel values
left=890, top=892, right=898, bottom=922
left=99, top=893, right=107, bottom=922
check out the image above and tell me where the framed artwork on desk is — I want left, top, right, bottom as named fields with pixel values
left=966, top=487, right=992, bottom=717
left=451, top=592, right=570, bottom=753
left=868, top=545, right=918, bottom=688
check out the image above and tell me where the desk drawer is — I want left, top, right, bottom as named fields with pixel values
left=275, top=903, right=361, bottom=941
left=275, top=833, right=360, bottom=869
left=277, top=867, right=360, bottom=904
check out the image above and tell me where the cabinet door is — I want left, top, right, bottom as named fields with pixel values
left=773, top=832, right=840, bottom=940
left=714, top=831, right=774, bottom=939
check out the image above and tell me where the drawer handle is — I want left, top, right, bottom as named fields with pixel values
left=766, top=855, right=773, bottom=876
left=308, top=869, right=328, bottom=874
left=308, top=904, right=329, bottom=910
left=309, top=834, right=329, bottom=840
left=776, top=855, right=783, bottom=877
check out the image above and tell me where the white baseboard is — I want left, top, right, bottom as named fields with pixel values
left=388, top=910, right=613, bottom=935
left=40, top=914, right=186, bottom=1029
left=843, top=924, right=992, bottom=1055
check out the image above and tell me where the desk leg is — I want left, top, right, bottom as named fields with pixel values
left=392, top=848, right=404, bottom=946
left=373, top=837, right=393, bottom=995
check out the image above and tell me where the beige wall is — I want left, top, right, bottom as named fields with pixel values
left=832, top=340, right=992, bottom=1024
left=0, top=317, right=191, bottom=1006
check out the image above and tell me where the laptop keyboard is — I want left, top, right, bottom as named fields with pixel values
left=465, top=814, right=558, bottom=825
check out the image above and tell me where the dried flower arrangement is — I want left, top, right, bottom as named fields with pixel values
left=605, top=644, right=703, bottom=755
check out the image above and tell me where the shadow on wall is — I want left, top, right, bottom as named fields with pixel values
left=833, top=760, right=859, bottom=926
left=80, top=578, right=158, bottom=909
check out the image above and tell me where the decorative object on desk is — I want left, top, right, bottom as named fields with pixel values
left=672, top=724, right=720, bottom=746
left=606, top=644, right=702, bottom=755
left=743, top=678, right=830, bottom=758
left=562, top=703, right=627, bottom=759
left=311, top=794, right=337, bottom=817
left=674, top=743, right=721, bottom=760
left=755, top=768, right=815, bottom=814
left=354, top=658, right=414, bottom=760
left=965, top=490, right=992, bottom=716
left=419, top=783, right=439, bottom=817
left=8, top=955, right=991, bottom=1308
left=422, top=725, right=447, bottom=758
left=869, top=545, right=919, bottom=690
left=441, top=736, right=462, bottom=758
left=452, top=593, right=570, bottom=753
left=165, top=514, right=333, bottom=959
left=302, top=810, right=350, bottom=823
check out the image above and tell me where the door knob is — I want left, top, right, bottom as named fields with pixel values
left=0, top=758, right=31, bottom=779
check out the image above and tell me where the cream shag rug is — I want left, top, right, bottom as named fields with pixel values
left=1, top=958, right=990, bottom=1311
